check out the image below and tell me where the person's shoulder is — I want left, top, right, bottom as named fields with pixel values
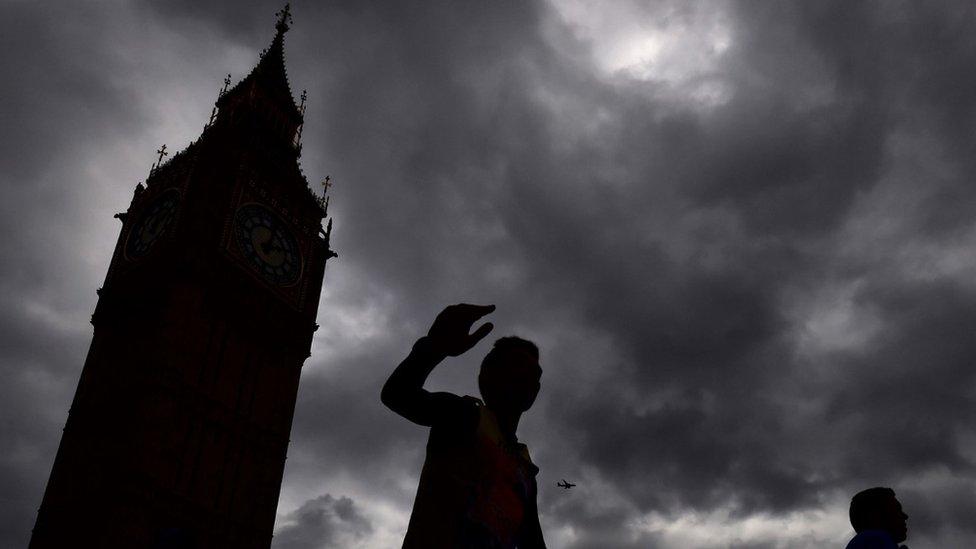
left=428, top=393, right=481, bottom=433
left=845, top=530, right=899, bottom=549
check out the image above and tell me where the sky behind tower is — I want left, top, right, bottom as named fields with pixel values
left=4, top=1, right=976, bottom=547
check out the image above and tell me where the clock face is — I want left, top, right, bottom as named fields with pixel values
left=125, top=189, right=180, bottom=260
left=234, top=203, right=303, bottom=286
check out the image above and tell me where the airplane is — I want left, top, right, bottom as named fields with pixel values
left=557, top=479, right=576, bottom=489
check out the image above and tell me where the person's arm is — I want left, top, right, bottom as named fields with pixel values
left=381, top=303, right=495, bottom=426
left=380, top=336, right=455, bottom=426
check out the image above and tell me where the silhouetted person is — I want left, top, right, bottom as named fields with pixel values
left=382, top=304, right=547, bottom=548
left=846, top=487, right=909, bottom=549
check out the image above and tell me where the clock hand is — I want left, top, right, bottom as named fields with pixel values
left=261, top=240, right=280, bottom=255
left=267, top=239, right=286, bottom=254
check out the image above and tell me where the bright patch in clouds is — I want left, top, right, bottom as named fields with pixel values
left=634, top=501, right=852, bottom=548
left=549, top=0, right=734, bottom=105
left=789, top=279, right=882, bottom=358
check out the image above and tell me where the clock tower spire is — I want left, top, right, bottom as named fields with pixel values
left=30, top=6, right=336, bottom=548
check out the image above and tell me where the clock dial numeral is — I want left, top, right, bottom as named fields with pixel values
left=234, top=203, right=303, bottom=286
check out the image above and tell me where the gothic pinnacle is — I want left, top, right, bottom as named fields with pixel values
left=275, top=3, right=293, bottom=36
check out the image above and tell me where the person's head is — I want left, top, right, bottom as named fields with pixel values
left=849, top=487, right=908, bottom=542
left=478, top=336, right=541, bottom=413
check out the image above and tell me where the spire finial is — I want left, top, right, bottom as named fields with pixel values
left=275, top=3, right=292, bottom=35
left=150, top=144, right=168, bottom=174
left=207, top=74, right=233, bottom=128
left=316, top=176, right=333, bottom=212
left=299, top=89, right=307, bottom=116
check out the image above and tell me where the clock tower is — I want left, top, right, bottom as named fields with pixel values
left=30, top=6, right=336, bottom=548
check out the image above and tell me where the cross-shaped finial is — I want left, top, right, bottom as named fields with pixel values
left=275, top=3, right=292, bottom=34
left=150, top=144, right=169, bottom=174
left=299, top=89, right=307, bottom=115
left=209, top=74, right=233, bottom=127
left=321, top=175, right=333, bottom=196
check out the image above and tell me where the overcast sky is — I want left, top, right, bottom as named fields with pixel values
left=4, top=1, right=976, bottom=547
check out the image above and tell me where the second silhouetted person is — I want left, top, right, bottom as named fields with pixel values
left=845, top=487, right=909, bottom=549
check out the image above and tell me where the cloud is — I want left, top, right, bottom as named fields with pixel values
left=273, top=494, right=373, bottom=549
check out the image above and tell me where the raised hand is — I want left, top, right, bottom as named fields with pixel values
left=426, top=303, right=496, bottom=357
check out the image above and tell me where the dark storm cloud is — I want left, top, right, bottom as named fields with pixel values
left=533, top=1, right=976, bottom=537
left=826, top=279, right=976, bottom=477
left=6, top=0, right=976, bottom=547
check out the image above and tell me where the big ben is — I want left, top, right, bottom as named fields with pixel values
left=30, top=5, right=336, bottom=548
